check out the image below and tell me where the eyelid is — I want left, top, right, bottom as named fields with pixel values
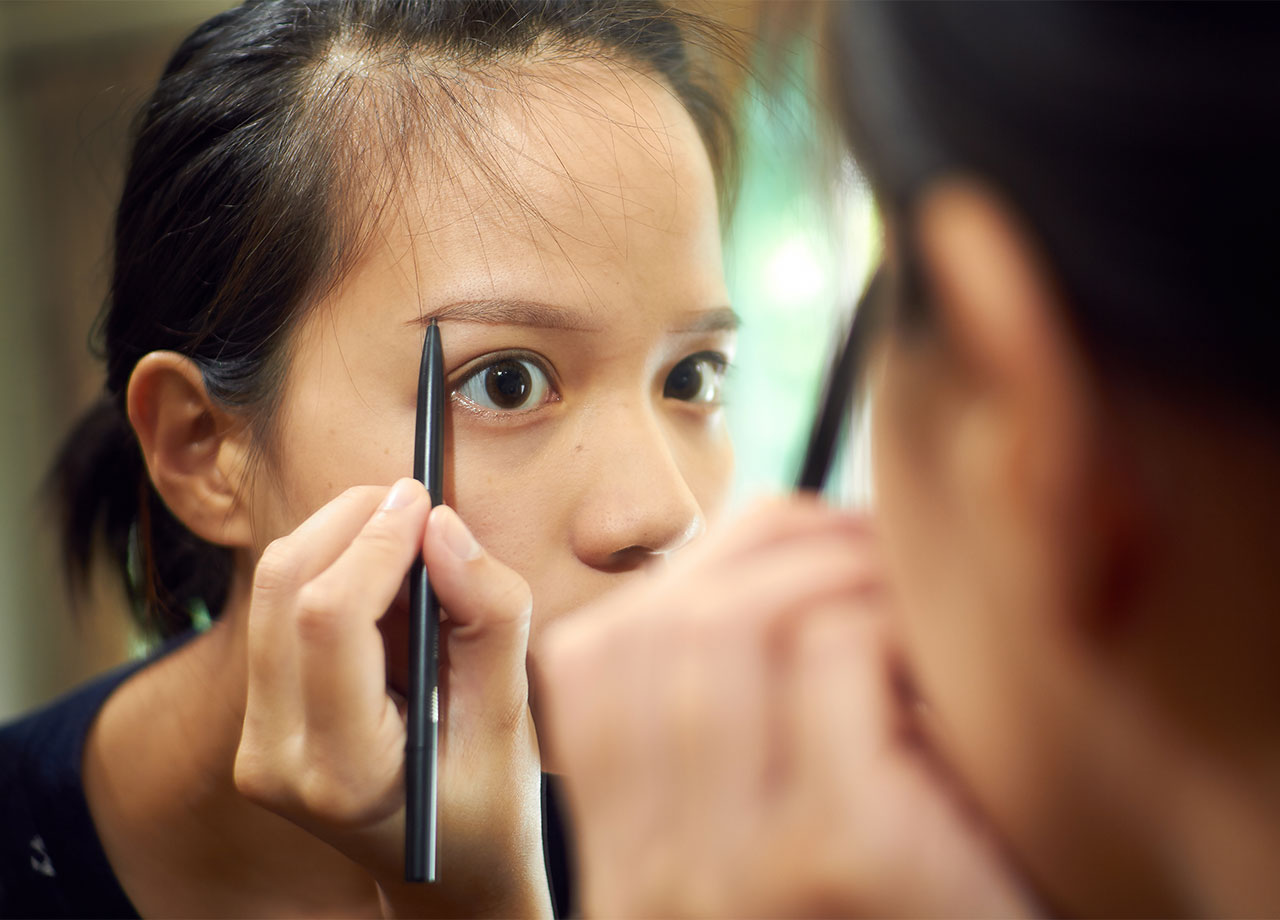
left=664, top=350, right=731, bottom=407
left=448, top=348, right=560, bottom=392
left=680, top=349, right=731, bottom=371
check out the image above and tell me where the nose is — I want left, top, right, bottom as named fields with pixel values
left=569, top=405, right=706, bottom=573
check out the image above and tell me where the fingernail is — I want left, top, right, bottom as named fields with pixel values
left=436, top=506, right=482, bottom=560
left=380, top=478, right=421, bottom=511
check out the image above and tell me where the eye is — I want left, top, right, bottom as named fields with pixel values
left=455, top=355, right=554, bottom=412
left=664, top=352, right=727, bottom=405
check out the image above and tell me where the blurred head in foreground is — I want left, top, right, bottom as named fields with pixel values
left=833, top=3, right=1280, bottom=914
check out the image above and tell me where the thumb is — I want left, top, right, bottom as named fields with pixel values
left=424, top=504, right=533, bottom=729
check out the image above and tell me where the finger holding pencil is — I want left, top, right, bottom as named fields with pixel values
left=234, top=309, right=548, bottom=913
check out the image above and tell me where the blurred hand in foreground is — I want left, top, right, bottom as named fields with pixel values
left=536, top=497, right=1038, bottom=918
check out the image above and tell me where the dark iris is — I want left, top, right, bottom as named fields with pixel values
left=485, top=360, right=532, bottom=408
left=664, top=358, right=703, bottom=401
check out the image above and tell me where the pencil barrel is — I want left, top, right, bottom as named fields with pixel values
left=405, top=746, right=429, bottom=881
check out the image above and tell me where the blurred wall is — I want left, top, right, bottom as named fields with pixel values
left=0, top=1, right=226, bottom=719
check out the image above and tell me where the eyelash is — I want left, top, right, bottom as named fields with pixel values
left=682, top=350, right=729, bottom=372
left=448, top=347, right=733, bottom=417
left=664, top=350, right=731, bottom=406
left=450, top=349, right=560, bottom=416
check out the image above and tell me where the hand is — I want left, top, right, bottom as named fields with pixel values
left=535, top=497, right=1037, bottom=918
left=233, top=479, right=550, bottom=918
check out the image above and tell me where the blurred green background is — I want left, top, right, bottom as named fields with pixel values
left=0, top=2, right=872, bottom=719
left=723, top=47, right=876, bottom=506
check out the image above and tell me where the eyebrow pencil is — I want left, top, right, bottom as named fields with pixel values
left=796, top=268, right=883, bottom=492
left=407, top=317, right=443, bottom=883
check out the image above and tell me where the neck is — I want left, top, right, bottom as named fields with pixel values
left=84, top=575, right=381, bottom=917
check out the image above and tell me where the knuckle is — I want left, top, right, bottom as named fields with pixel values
left=254, top=537, right=301, bottom=595
left=490, top=574, right=534, bottom=623
left=357, top=517, right=410, bottom=558
left=295, top=768, right=343, bottom=819
left=338, top=484, right=381, bottom=506
left=233, top=745, right=287, bottom=808
left=294, top=764, right=378, bottom=827
left=293, top=580, right=347, bottom=642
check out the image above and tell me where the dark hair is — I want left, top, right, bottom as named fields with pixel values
left=52, top=0, right=739, bottom=639
left=831, top=2, right=1280, bottom=419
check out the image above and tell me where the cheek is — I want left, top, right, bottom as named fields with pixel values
left=872, top=343, right=1047, bottom=843
left=872, top=345, right=953, bottom=651
left=246, top=404, right=416, bottom=555
left=676, top=418, right=734, bottom=523
left=872, top=345, right=990, bottom=743
left=443, top=418, right=564, bottom=574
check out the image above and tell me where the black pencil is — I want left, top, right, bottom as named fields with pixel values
left=795, top=268, right=883, bottom=493
left=406, top=317, right=443, bottom=883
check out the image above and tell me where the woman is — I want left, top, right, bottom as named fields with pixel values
left=0, top=1, right=739, bottom=916
left=537, top=2, right=1280, bottom=916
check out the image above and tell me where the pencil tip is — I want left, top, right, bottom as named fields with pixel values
left=428, top=316, right=438, bottom=327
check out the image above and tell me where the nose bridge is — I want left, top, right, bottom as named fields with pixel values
left=570, top=396, right=704, bottom=565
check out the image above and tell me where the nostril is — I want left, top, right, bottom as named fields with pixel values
left=593, top=545, right=653, bottom=574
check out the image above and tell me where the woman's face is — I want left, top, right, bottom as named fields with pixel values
left=246, top=63, right=734, bottom=689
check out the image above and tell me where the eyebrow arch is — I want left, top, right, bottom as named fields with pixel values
left=672, top=307, right=740, bottom=334
left=407, top=299, right=604, bottom=332
left=407, top=299, right=740, bottom=334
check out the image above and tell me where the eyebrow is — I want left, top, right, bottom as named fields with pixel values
left=672, top=307, right=740, bottom=334
left=407, top=299, right=740, bottom=334
left=408, top=299, right=603, bottom=332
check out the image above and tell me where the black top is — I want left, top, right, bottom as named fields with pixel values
left=0, top=654, right=150, bottom=918
left=0, top=641, right=574, bottom=919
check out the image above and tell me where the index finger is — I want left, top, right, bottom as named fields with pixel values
left=246, top=485, right=397, bottom=730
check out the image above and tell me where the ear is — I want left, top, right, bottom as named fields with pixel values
left=913, top=181, right=1142, bottom=642
left=126, top=351, right=254, bottom=549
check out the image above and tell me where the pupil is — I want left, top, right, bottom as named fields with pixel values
left=666, top=361, right=702, bottom=400
left=485, top=361, right=531, bottom=408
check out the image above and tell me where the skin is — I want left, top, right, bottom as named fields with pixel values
left=85, top=59, right=734, bottom=917
left=536, top=179, right=1280, bottom=917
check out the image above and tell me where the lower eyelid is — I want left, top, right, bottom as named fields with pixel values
left=451, top=387, right=560, bottom=418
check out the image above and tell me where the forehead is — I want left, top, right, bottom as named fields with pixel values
left=335, top=58, right=725, bottom=324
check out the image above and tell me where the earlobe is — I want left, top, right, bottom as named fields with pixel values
left=126, top=352, right=254, bottom=548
